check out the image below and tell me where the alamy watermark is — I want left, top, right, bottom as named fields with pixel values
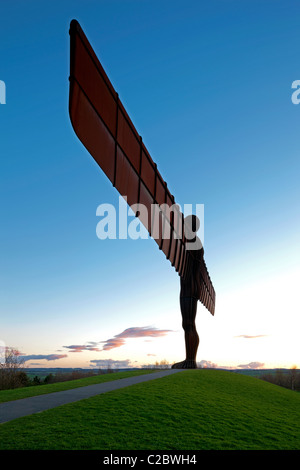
left=96, top=196, right=204, bottom=251
left=0, top=80, right=6, bottom=104
left=291, top=80, right=300, bottom=104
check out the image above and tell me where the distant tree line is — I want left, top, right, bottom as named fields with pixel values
left=142, top=359, right=170, bottom=369
left=260, top=367, right=300, bottom=391
left=41, top=367, right=114, bottom=386
left=0, top=347, right=115, bottom=391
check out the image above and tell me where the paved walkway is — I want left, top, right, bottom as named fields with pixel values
left=0, top=369, right=183, bottom=424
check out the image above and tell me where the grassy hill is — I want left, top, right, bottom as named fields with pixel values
left=0, top=369, right=299, bottom=450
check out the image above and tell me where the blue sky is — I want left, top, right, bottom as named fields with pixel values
left=1, top=0, right=299, bottom=370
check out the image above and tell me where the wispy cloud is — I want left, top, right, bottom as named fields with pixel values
left=90, top=359, right=132, bottom=368
left=234, top=335, right=268, bottom=339
left=21, top=354, right=67, bottom=362
left=62, top=327, right=172, bottom=354
left=63, top=344, right=102, bottom=353
left=237, top=362, right=265, bottom=369
left=101, top=326, right=173, bottom=351
left=198, top=360, right=218, bottom=368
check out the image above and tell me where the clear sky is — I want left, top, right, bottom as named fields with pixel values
left=1, top=0, right=299, bottom=371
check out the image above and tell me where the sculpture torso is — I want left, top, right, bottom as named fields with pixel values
left=180, top=237, right=204, bottom=299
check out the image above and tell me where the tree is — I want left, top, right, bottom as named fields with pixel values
left=274, top=369, right=285, bottom=387
left=154, top=359, right=170, bottom=369
left=44, top=373, right=54, bottom=384
left=32, top=375, right=41, bottom=385
left=0, top=347, right=27, bottom=390
left=289, top=365, right=298, bottom=391
left=17, top=371, right=31, bottom=387
left=159, top=359, right=170, bottom=369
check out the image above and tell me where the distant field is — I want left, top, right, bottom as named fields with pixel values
left=0, top=369, right=154, bottom=403
left=233, top=368, right=291, bottom=378
left=22, top=367, right=144, bottom=381
left=0, top=369, right=299, bottom=450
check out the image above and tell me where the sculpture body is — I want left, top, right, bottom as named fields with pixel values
left=172, top=215, right=204, bottom=368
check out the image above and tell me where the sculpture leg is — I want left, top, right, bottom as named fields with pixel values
left=172, top=297, right=199, bottom=369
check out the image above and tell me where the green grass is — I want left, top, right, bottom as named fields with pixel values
left=0, top=369, right=300, bottom=450
left=0, top=369, right=154, bottom=403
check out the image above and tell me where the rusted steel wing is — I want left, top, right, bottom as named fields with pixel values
left=68, top=19, right=215, bottom=315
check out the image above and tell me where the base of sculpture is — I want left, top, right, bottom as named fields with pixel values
left=171, top=360, right=197, bottom=369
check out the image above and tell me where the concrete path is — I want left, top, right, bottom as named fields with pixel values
left=0, top=369, right=183, bottom=424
